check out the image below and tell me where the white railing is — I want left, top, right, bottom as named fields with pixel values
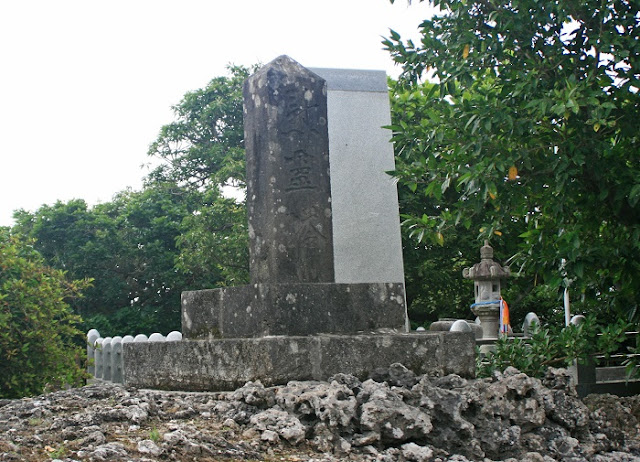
left=87, top=329, right=183, bottom=384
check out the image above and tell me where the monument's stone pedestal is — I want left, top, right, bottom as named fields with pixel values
left=124, top=332, right=475, bottom=391
left=182, top=283, right=406, bottom=339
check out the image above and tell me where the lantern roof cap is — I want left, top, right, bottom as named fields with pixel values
left=463, top=241, right=511, bottom=281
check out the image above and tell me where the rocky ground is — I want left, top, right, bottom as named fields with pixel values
left=1, top=365, right=639, bottom=461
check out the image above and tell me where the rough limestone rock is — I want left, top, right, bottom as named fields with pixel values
left=358, top=379, right=433, bottom=444
left=249, top=408, right=306, bottom=444
left=275, top=379, right=358, bottom=429
left=1, top=365, right=640, bottom=461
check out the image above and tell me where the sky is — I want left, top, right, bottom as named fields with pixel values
left=0, top=0, right=435, bottom=227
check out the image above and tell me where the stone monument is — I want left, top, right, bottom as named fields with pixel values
left=244, top=57, right=334, bottom=284
left=123, top=56, right=475, bottom=391
left=180, top=56, right=407, bottom=339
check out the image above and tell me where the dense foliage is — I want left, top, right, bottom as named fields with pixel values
left=13, top=187, right=189, bottom=335
left=0, top=229, right=89, bottom=398
left=385, top=0, right=640, bottom=322
left=147, top=64, right=252, bottom=189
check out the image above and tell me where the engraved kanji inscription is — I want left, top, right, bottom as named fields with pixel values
left=244, top=55, right=333, bottom=283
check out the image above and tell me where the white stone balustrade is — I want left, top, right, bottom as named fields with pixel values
left=87, top=329, right=182, bottom=384
left=110, top=336, right=123, bottom=383
left=102, top=337, right=113, bottom=381
left=94, top=338, right=104, bottom=378
left=87, top=329, right=100, bottom=376
left=450, top=320, right=473, bottom=333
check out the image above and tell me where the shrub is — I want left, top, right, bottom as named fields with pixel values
left=477, top=317, right=634, bottom=378
left=0, top=229, right=90, bottom=398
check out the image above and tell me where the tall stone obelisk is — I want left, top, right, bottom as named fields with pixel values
left=244, top=56, right=334, bottom=284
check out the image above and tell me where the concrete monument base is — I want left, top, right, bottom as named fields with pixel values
left=123, top=331, right=475, bottom=392
left=181, top=283, right=407, bottom=339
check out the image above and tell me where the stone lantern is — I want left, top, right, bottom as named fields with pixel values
left=462, top=241, right=511, bottom=340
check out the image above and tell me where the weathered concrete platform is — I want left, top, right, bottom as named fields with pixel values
left=123, top=331, right=475, bottom=391
left=182, top=283, right=407, bottom=339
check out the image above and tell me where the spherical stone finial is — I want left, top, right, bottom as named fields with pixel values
left=480, top=240, right=493, bottom=260
left=450, top=320, right=473, bottom=333
left=148, top=333, right=165, bottom=342
left=87, top=329, right=100, bottom=346
left=166, top=331, right=183, bottom=342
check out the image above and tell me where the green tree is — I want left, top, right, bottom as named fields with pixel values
left=385, top=0, right=640, bottom=321
left=12, top=184, right=220, bottom=336
left=146, top=64, right=252, bottom=287
left=398, top=179, right=476, bottom=326
left=12, top=200, right=125, bottom=322
left=391, top=79, right=560, bottom=327
left=88, top=183, right=209, bottom=334
left=147, top=64, right=255, bottom=190
left=0, top=229, right=89, bottom=398
left=176, top=188, right=249, bottom=287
